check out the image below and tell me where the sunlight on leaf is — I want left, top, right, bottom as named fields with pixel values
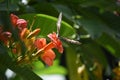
left=20, top=14, right=75, bottom=38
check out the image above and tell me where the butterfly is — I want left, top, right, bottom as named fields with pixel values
left=56, top=12, right=81, bottom=45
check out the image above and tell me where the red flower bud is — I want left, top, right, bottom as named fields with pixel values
left=10, top=14, right=27, bottom=31
left=0, top=27, right=12, bottom=44
left=17, top=19, right=27, bottom=31
left=10, top=14, right=19, bottom=27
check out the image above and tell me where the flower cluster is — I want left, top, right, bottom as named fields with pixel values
left=0, top=14, right=63, bottom=66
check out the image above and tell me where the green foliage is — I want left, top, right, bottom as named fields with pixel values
left=66, top=46, right=89, bottom=80
left=96, top=33, right=120, bottom=57
left=32, top=60, right=67, bottom=75
left=0, top=0, right=19, bottom=11
left=0, top=0, right=120, bottom=80
left=0, top=43, right=42, bottom=80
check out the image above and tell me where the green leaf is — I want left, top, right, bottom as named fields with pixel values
left=81, top=41, right=108, bottom=67
left=66, top=46, right=89, bottom=80
left=53, top=0, right=118, bottom=11
left=99, top=12, right=120, bottom=34
left=20, top=14, right=75, bottom=38
left=78, top=8, right=114, bottom=38
left=32, top=60, right=67, bottom=75
left=96, top=33, right=120, bottom=57
left=52, top=4, right=74, bottom=21
left=0, top=43, right=42, bottom=80
left=33, top=3, right=58, bottom=16
left=78, top=8, right=120, bottom=39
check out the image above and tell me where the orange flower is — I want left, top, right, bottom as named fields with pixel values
left=41, top=49, right=55, bottom=66
left=20, top=28, right=40, bottom=39
left=27, top=28, right=40, bottom=39
left=34, top=38, right=46, bottom=49
left=10, top=14, right=27, bottom=31
left=20, top=28, right=30, bottom=39
left=47, top=32, right=63, bottom=53
left=20, top=28, right=40, bottom=52
left=34, top=38, right=56, bottom=66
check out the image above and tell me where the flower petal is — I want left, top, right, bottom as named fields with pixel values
left=34, top=38, right=46, bottom=49
left=48, top=32, right=63, bottom=53
left=20, top=28, right=29, bottom=39
left=0, top=27, right=11, bottom=44
left=27, top=28, right=40, bottom=39
left=10, top=14, right=19, bottom=27
left=17, top=19, right=27, bottom=31
left=41, top=49, right=56, bottom=66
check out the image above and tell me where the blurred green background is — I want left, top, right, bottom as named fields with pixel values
left=0, top=0, right=120, bottom=80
